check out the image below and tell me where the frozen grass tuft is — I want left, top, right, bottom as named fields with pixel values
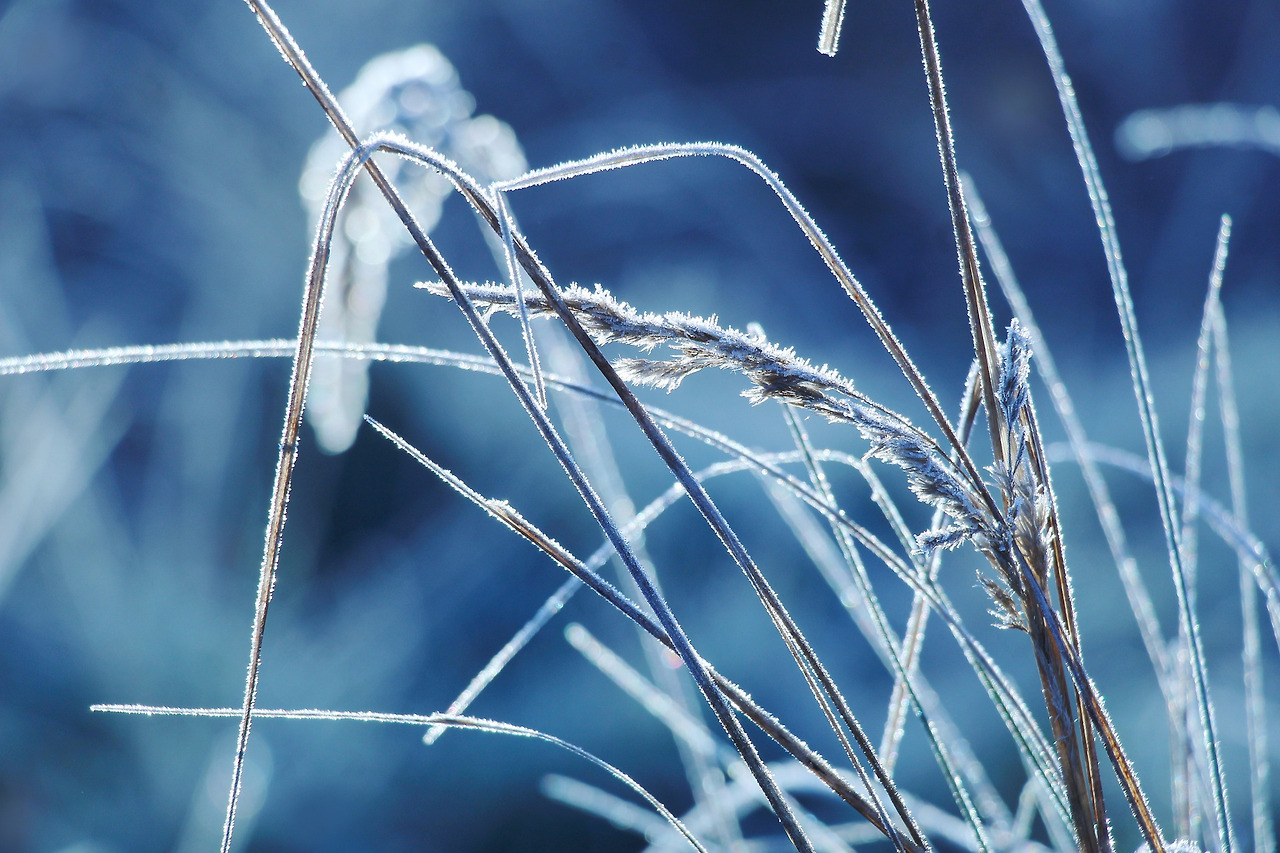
left=4, top=1, right=1278, bottom=851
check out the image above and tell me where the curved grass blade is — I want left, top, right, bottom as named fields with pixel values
left=95, top=705, right=709, bottom=853
left=216, top=131, right=389, bottom=853
left=496, top=143, right=994, bottom=512
left=492, top=188, right=548, bottom=411
left=236, top=6, right=816, bottom=840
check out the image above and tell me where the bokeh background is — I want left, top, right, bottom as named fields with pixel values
left=1, top=0, right=1278, bottom=850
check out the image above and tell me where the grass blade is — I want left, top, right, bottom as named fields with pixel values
left=817, top=0, right=848, bottom=57
left=236, top=6, right=817, bottom=838
left=1017, top=1, right=1228, bottom=845
left=98, top=705, right=710, bottom=853
left=1210, top=302, right=1274, bottom=853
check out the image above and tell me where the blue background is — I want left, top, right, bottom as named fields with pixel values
left=0, top=0, right=1278, bottom=850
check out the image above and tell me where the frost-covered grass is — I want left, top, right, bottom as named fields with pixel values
left=3, top=1, right=1278, bottom=851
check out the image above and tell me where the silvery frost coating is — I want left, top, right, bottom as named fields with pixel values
left=300, top=45, right=527, bottom=453
left=423, top=280, right=997, bottom=558
left=435, top=277, right=1064, bottom=633
left=420, top=280, right=866, bottom=417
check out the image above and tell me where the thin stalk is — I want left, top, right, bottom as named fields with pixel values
left=239, top=5, right=814, bottom=847
left=818, top=0, right=848, bottom=56
left=217, top=134, right=385, bottom=853
left=1211, top=303, right=1273, bottom=853
left=1174, top=216, right=1233, bottom=837
left=492, top=189, right=548, bottom=411
left=909, top=0, right=1004, bottom=473
left=912, top=2, right=1102, bottom=849
left=1018, top=1, right=1230, bottom=846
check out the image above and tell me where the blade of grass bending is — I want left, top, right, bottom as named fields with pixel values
left=216, top=131, right=387, bottom=853
left=449, top=215, right=937, bottom=853
left=98, top=705, right=709, bottom=853
left=496, top=143, right=996, bottom=518
left=1211, top=302, right=1273, bottom=853
left=410, top=149, right=931, bottom=853
left=412, top=278, right=976, bottom=853
left=240, top=6, right=815, bottom=844
left=1017, top=1, right=1227, bottom=848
